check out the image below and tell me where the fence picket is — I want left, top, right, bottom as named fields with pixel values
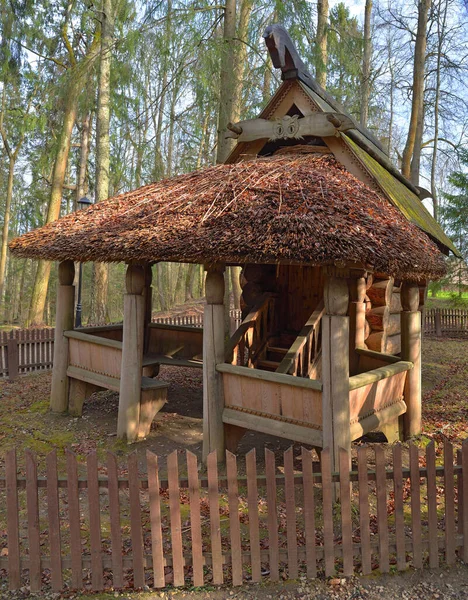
left=409, top=443, right=422, bottom=568
left=5, top=449, right=20, bottom=590
left=462, top=441, right=468, bottom=563
left=147, top=451, right=165, bottom=588
left=226, top=451, right=242, bottom=585
left=392, top=444, right=406, bottom=570
left=375, top=446, right=389, bottom=573
left=167, top=451, right=184, bottom=587
left=46, top=450, right=63, bottom=591
left=66, top=449, right=82, bottom=590
left=87, top=450, right=102, bottom=591
left=426, top=442, right=439, bottom=568
left=444, top=441, right=455, bottom=565
left=25, top=451, right=41, bottom=592
left=320, top=448, right=335, bottom=577
left=207, top=450, right=223, bottom=584
left=357, top=447, right=371, bottom=575
left=301, top=447, right=317, bottom=579
left=186, top=450, right=204, bottom=587
left=265, top=448, right=279, bottom=581
left=246, top=449, right=261, bottom=582
left=128, top=452, right=145, bottom=589
left=284, top=447, right=298, bottom=579
left=339, top=448, right=353, bottom=576
left=107, top=452, right=124, bottom=589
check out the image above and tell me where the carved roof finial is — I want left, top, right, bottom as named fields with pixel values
left=263, top=24, right=314, bottom=84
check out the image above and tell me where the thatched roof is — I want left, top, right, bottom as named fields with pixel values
left=9, top=152, right=446, bottom=280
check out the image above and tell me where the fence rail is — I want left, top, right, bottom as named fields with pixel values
left=0, top=440, right=465, bottom=593
left=424, top=308, right=468, bottom=336
left=0, top=311, right=243, bottom=380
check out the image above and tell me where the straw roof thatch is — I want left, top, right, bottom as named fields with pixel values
left=9, top=152, right=446, bottom=280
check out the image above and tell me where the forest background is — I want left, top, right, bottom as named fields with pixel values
left=0, top=0, right=468, bottom=327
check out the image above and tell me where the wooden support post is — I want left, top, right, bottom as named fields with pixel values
left=401, top=281, right=422, bottom=439
left=203, top=265, right=225, bottom=462
left=7, top=336, right=19, bottom=381
left=435, top=309, right=442, bottom=337
left=50, top=260, right=75, bottom=413
left=348, top=271, right=366, bottom=376
left=117, top=265, right=145, bottom=442
left=143, top=264, right=153, bottom=354
left=322, top=272, right=350, bottom=477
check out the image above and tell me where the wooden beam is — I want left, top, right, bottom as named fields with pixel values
left=350, top=400, right=407, bottom=441
left=222, top=408, right=323, bottom=447
left=50, top=260, right=75, bottom=413
left=64, top=330, right=123, bottom=350
left=355, top=347, right=401, bottom=364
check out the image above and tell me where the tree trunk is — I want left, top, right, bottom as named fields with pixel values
left=91, top=0, right=114, bottom=325
left=76, top=112, right=91, bottom=209
left=401, top=0, right=430, bottom=181
left=0, top=157, right=14, bottom=309
left=231, top=0, right=254, bottom=124
left=216, top=0, right=236, bottom=163
left=316, top=0, right=329, bottom=88
left=360, top=0, right=372, bottom=127
left=28, top=41, right=99, bottom=326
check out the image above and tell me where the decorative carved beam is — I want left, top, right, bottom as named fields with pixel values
left=226, top=113, right=354, bottom=143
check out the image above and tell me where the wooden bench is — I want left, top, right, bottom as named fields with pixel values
left=67, top=365, right=168, bottom=440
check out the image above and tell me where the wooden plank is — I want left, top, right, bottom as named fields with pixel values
left=186, top=451, right=204, bottom=587
left=339, top=448, right=353, bottom=576
left=87, top=451, right=102, bottom=591
left=444, top=441, right=456, bottom=566
left=66, top=450, right=82, bottom=589
left=321, top=448, right=335, bottom=577
left=283, top=447, right=298, bottom=579
left=409, top=444, right=422, bottom=568
left=207, top=450, right=223, bottom=585
left=107, top=452, right=124, bottom=589
left=7, top=338, right=19, bottom=380
left=301, top=447, right=317, bottom=578
left=265, top=448, right=279, bottom=581
left=357, top=447, right=371, bottom=575
left=246, top=449, right=261, bottom=583
left=25, top=451, right=41, bottom=592
left=392, top=444, right=406, bottom=571
left=348, top=361, right=413, bottom=391
left=46, top=450, right=63, bottom=591
left=226, top=451, right=242, bottom=585
left=375, top=447, right=389, bottom=573
left=426, top=442, right=439, bottom=568
left=147, top=451, right=165, bottom=588
left=462, top=440, right=468, bottom=563
left=216, top=362, right=322, bottom=391
left=5, top=449, right=20, bottom=590
left=128, top=452, right=145, bottom=589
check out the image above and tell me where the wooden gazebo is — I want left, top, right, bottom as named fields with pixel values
left=10, top=26, right=459, bottom=472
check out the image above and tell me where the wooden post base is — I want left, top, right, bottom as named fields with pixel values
left=68, top=379, right=100, bottom=417
left=138, top=388, right=167, bottom=439
left=380, top=417, right=403, bottom=444
left=224, top=424, right=246, bottom=453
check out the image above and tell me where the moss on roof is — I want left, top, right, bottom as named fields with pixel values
left=345, top=137, right=460, bottom=257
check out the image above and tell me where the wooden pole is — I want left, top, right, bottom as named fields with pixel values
left=50, top=260, right=75, bottom=413
left=117, top=265, right=145, bottom=442
left=202, top=265, right=226, bottom=462
left=322, top=271, right=350, bottom=476
left=348, top=271, right=366, bottom=376
left=143, top=264, right=153, bottom=354
left=401, top=281, right=421, bottom=438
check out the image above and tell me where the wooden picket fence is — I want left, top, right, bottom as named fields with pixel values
left=0, top=329, right=55, bottom=380
left=425, top=308, right=468, bottom=336
left=0, top=440, right=466, bottom=593
left=152, top=309, right=242, bottom=330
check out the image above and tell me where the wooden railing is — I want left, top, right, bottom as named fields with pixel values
left=276, top=300, right=325, bottom=377
left=225, top=294, right=275, bottom=367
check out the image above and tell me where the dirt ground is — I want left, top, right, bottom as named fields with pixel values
left=0, top=337, right=468, bottom=598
